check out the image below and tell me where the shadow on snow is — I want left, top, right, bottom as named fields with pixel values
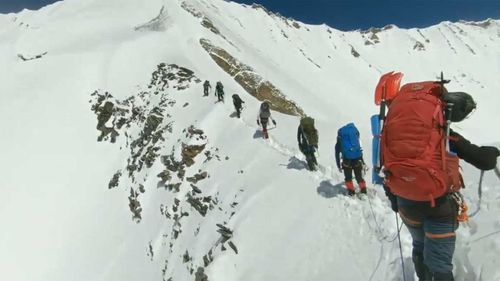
left=317, top=180, right=346, bottom=198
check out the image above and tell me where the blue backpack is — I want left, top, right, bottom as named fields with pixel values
left=338, top=123, right=362, bottom=160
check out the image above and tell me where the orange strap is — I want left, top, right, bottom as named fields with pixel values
left=399, top=211, right=423, bottom=226
left=428, top=194, right=436, bottom=208
left=425, top=232, right=456, bottom=239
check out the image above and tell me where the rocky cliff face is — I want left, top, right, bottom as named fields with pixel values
left=90, top=63, right=247, bottom=280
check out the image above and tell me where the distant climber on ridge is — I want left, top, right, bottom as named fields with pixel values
left=232, top=94, right=244, bottom=118
left=203, top=80, right=211, bottom=96
left=215, top=81, right=224, bottom=102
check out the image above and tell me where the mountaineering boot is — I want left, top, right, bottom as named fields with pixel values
left=359, top=180, right=367, bottom=194
left=412, top=253, right=428, bottom=281
left=345, top=181, right=355, bottom=196
left=428, top=271, right=454, bottom=281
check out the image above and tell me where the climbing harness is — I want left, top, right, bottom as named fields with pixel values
left=451, top=191, right=470, bottom=222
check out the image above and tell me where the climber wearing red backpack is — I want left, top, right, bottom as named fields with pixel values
left=335, top=122, right=367, bottom=196
left=376, top=73, right=500, bottom=281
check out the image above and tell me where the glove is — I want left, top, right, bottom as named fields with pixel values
left=479, top=146, right=499, bottom=170
left=272, top=119, right=277, bottom=126
left=383, top=185, right=398, bottom=212
left=257, top=119, right=260, bottom=126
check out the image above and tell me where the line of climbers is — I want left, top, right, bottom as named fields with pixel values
left=203, top=80, right=225, bottom=102
left=203, top=80, right=276, bottom=138
left=202, top=80, right=366, bottom=195
left=204, top=75, right=500, bottom=281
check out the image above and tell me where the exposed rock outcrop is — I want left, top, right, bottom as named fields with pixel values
left=17, top=51, right=48, bottom=61
left=134, top=6, right=168, bottom=32
left=200, top=38, right=304, bottom=116
left=413, top=41, right=425, bottom=51
left=90, top=63, right=202, bottom=222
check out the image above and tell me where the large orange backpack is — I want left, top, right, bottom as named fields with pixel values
left=381, top=81, right=463, bottom=205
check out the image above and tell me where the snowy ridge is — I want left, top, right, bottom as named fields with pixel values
left=1, top=0, right=500, bottom=280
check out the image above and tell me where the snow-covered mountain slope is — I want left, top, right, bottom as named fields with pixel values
left=1, top=0, right=499, bottom=280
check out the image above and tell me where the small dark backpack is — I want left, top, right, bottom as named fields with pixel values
left=300, top=117, right=318, bottom=146
left=232, top=94, right=242, bottom=106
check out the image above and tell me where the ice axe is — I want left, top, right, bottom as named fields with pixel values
left=372, top=71, right=403, bottom=183
left=437, top=72, right=453, bottom=152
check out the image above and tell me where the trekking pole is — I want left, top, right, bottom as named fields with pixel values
left=395, top=213, right=407, bottom=281
left=440, top=72, right=453, bottom=153
left=494, top=166, right=500, bottom=181
left=444, top=103, right=454, bottom=152
left=470, top=170, right=485, bottom=217
left=374, top=86, right=387, bottom=176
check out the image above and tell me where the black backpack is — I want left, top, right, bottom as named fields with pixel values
left=232, top=94, right=243, bottom=106
left=300, top=117, right=318, bottom=146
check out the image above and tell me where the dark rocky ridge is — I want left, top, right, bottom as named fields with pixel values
left=90, top=63, right=242, bottom=281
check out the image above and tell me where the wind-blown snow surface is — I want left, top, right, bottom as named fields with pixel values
left=1, top=0, right=500, bottom=280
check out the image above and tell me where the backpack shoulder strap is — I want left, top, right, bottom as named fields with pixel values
left=300, top=125, right=309, bottom=146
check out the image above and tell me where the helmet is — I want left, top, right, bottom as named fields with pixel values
left=443, top=92, right=476, bottom=122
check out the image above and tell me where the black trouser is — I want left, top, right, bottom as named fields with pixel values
left=260, top=118, right=268, bottom=131
left=234, top=102, right=242, bottom=117
left=342, top=158, right=364, bottom=183
left=300, top=145, right=317, bottom=170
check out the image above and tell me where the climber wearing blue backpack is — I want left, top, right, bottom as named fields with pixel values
left=335, top=123, right=367, bottom=196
